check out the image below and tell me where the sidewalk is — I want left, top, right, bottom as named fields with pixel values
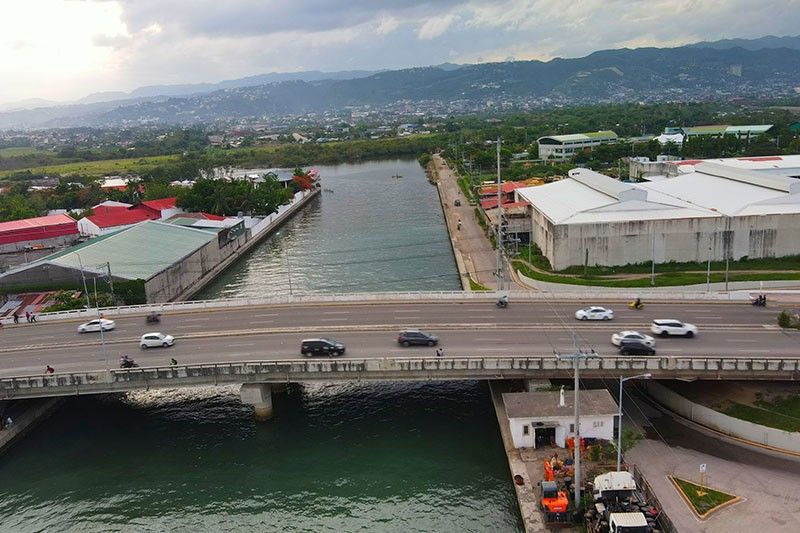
left=0, top=398, right=63, bottom=456
left=433, top=154, right=498, bottom=289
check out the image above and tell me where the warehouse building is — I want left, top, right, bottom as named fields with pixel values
left=516, top=155, right=800, bottom=270
left=0, top=220, right=248, bottom=302
left=0, top=214, right=78, bottom=253
left=537, top=130, right=618, bottom=160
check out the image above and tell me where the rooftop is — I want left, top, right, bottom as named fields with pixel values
left=503, top=389, right=618, bottom=419
left=138, top=197, right=177, bottom=211
left=85, top=206, right=156, bottom=228
left=538, top=130, right=618, bottom=144
left=0, top=214, right=76, bottom=233
left=41, top=221, right=217, bottom=280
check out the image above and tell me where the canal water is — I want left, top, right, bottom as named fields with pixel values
left=196, top=158, right=461, bottom=297
left=0, top=159, right=522, bottom=531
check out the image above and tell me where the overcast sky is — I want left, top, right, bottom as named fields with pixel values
left=3, top=0, right=800, bottom=104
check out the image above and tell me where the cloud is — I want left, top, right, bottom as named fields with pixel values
left=417, top=14, right=458, bottom=40
left=375, top=16, right=400, bottom=35
left=4, top=0, right=800, bottom=103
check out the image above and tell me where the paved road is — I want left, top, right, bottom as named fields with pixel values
left=0, top=300, right=795, bottom=377
left=434, top=154, right=500, bottom=289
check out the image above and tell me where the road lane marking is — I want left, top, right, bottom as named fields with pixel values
left=394, top=316, right=421, bottom=320
left=176, top=325, right=204, bottom=329
left=475, top=338, right=504, bottom=341
left=322, top=311, right=350, bottom=315
left=250, top=320, right=274, bottom=325
left=741, top=349, right=772, bottom=353
left=228, top=342, right=256, bottom=348
left=394, top=309, right=421, bottom=313
left=725, top=339, right=758, bottom=343
left=320, top=318, right=347, bottom=322
left=483, top=348, right=510, bottom=352
left=182, top=318, right=209, bottom=322
left=255, top=313, right=278, bottom=318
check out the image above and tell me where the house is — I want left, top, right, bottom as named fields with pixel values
left=503, top=388, right=618, bottom=449
left=130, top=197, right=183, bottom=220
left=77, top=205, right=157, bottom=237
left=479, top=181, right=523, bottom=203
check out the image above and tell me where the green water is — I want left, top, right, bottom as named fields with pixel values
left=0, top=159, right=521, bottom=531
left=0, top=382, right=521, bottom=532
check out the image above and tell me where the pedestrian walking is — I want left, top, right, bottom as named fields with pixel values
left=25, top=311, right=30, bottom=323
left=457, top=219, right=462, bottom=231
left=170, top=358, right=178, bottom=366
left=4, top=417, right=12, bottom=429
left=30, top=313, right=36, bottom=323
left=12, top=312, right=19, bottom=324
left=436, top=347, right=443, bottom=357
left=46, top=365, right=55, bottom=374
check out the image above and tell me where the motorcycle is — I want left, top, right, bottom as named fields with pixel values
left=628, top=300, right=644, bottom=310
left=496, top=296, right=509, bottom=309
left=146, top=313, right=161, bottom=324
left=120, top=356, right=138, bottom=369
left=752, top=295, right=767, bottom=307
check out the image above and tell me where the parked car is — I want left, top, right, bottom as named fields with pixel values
left=300, top=338, right=345, bottom=357
left=397, top=329, right=439, bottom=347
left=618, top=340, right=656, bottom=356
left=611, top=330, right=655, bottom=347
left=650, top=319, right=698, bottom=338
left=574, top=306, right=614, bottom=321
left=78, top=318, right=115, bottom=333
left=140, top=332, right=175, bottom=349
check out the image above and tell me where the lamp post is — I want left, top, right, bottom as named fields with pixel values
left=70, top=252, right=109, bottom=375
left=617, top=373, right=651, bottom=472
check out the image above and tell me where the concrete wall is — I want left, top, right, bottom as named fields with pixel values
left=0, top=234, right=78, bottom=254
left=508, top=414, right=616, bottom=448
left=145, top=232, right=248, bottom=302
left=645, top=381, right=800, bottom=454
left=531, top=208, right=800, bottom=270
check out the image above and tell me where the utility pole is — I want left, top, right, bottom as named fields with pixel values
left=495, top=137, right=504, bottom=291
left=106, top=262, right=114, bottom=296
left=617, top=374, right=651, bottom=472
left=557, top=339, right=598, bottom=513
left=650, top=231, right=656, bottom=286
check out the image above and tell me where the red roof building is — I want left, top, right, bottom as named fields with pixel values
left=130, top=197, right=181, bottom=220
left=78, top=206, right=158, bottom=236
left=0, top=214, right=78, bottom=251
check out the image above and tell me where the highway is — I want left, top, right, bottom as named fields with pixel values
left=0, top=300, right=795, bottom=378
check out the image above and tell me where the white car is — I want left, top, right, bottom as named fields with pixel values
left=78, top=318, right=115, bottom=333
left=612, top=331, right=656, bottom=347
left=575, top=306, right=614, bottom=321
left=650, top=319, right=698, bottom=338
left=140, top=332, right=175, bottom=349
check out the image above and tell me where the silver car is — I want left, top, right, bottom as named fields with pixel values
left=140, top=332, right=175, bottom=349
left=78, top=318, right=115, bottom=333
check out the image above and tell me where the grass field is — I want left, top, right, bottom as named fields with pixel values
left=513, top=260, right=800, bottom=287
left=723, top=395, right=800, bottom=432
left=0, top=147, right=45, bottom=157
left=0, top=154, right=180, bottom=177
left=671, top=477, right=737, bottom=517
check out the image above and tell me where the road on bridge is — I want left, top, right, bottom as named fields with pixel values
left=0, top=300, right=795, bottom=377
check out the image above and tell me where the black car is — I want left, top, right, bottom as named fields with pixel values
left=300, top=338, right=345, bottom=357
left=618, top=340, right=656, bottom=356
left=397, top=329, right=439, bottom=347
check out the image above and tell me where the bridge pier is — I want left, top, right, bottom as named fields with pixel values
left=240, top=383, right=273, bottom=421
left=524, top=379, right=551, bottom=392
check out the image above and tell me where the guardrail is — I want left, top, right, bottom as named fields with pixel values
left=0, top=289, right=757, bottom=325
left=2, top=355, right=799, bottom=399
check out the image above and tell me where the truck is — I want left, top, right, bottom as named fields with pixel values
left=585, top=471, right=660, bottom=533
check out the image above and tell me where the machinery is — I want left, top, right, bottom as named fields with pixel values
left=539, top=458, right=572, bottom=525
left=585, top=472, right=659, bottom=533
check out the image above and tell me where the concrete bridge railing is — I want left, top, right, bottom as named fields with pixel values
left=2, top=355, right=799, bottom=399
left=0, top=289, right=755, bottom=325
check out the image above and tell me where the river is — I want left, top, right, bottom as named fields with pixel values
left=0, top=159, right=522, bottom=532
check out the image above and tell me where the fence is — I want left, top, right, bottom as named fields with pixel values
left=3, top=356, right=800, bottom=400
left=632, top=463, right=677, bottom=533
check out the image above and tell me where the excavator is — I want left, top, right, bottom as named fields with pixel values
left=540, top=459, right=571, bottom=525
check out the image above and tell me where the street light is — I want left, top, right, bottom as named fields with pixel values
left=69, top=251, right=109, bottom=375
left=617, top=373, right=651, bottom=472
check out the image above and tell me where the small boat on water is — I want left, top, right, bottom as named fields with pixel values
left=391, top=174, right=403, bottom=179
left=323, top=188, right=334, bottom=193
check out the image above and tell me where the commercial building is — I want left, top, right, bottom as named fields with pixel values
left=516, top=155, right=800, bottom=270
left=0, top=214, right=78, bottom=253
left=537, top=130, right=618, bottom=160
left=503, top=388, right=617, bottom=449
left=0, top=220, right=248, bottom=302
left=682, top=124, right=773, bottom=138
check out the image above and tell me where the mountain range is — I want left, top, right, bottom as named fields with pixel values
left=1, top=35, right=799, bottom=130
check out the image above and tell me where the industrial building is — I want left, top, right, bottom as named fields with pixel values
left=516, top=155, right=800, bottom=270
left=0, top=214, right=78, bottom=253
left=537, top=130, right=618, bottom=160
left=0, top=220, right=248, bottom=302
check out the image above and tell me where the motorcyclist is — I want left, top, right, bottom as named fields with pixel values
left=497, top=294, right=509, bottom=308
left=634, top=297, right=642, bottom=309
left=147, top=311, right=160, bottom=323
left=120, top=354, right=134, bottom=368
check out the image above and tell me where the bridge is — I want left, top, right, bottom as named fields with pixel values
left=0, top=293, right=796, bottom=416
